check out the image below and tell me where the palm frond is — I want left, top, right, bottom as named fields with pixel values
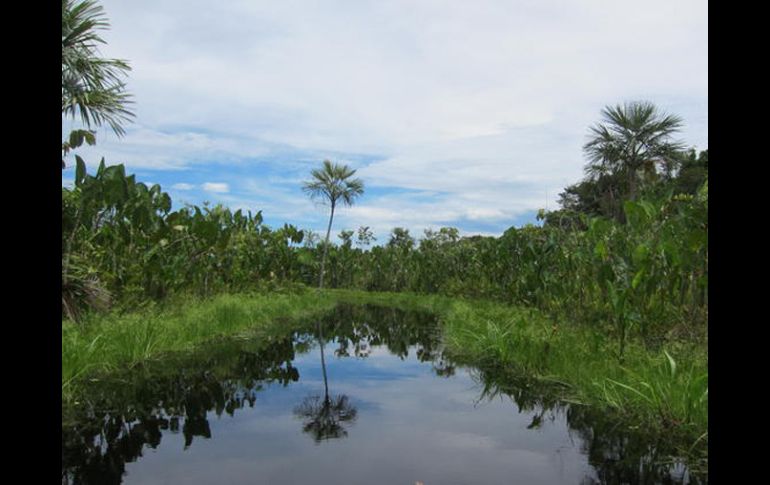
left=302, top=160, right=365, bottom=207
left=583, top=101, right=685, bottom=184
left=62, top=0, right=134, bottom=137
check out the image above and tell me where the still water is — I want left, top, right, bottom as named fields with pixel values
left=62, top=304, right=702, bottom=484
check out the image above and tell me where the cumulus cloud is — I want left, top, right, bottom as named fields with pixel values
left=202, top=182, right=229, bottom=193
left=62, top=0, right=707, bottom=236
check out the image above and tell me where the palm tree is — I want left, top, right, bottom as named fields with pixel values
left=302, top=160, right=364, bottom=289
left=583, top=101, right=685, bottom=205
left=62, top=0, right=134, bottom=167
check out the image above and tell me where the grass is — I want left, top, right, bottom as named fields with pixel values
left=62, top=287, right=707, bottom=460
left=329, top=289, right=708, bottom=458
left=458, top=303, right=707, bottom=460
left=62, top=289, right=337, bottom=401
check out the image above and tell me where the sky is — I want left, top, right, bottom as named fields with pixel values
left=62, top=0, right=708, bottom=242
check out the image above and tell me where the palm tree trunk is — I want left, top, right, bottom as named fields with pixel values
left=318, top=202, right=335, bottom=289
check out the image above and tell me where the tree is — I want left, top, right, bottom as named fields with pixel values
left=356, top=226, right=376, bottom=248
left=583, top=101, right=685, bottom=210
left=555, top=173, right=626, bottom=222
left=338, top=230, right=354, bottom=248
left=672, top=148, right=708, bottom=195
left=62, top=0, right=134, bottom=168
left=387, top=227, right=414, bottom=250
left=302, top=160, right=364, bottom=289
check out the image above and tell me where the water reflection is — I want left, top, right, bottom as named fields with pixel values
left=293, top=317, right=357, bottom=443
left=62, top=335, right=300, bottom=484
left=319, top=304, right=455, bottom=378
left=294, top=394, right=357, bottom=442
left=62, top=304, right=705, bottom=484
left=469, top=364, right=707, bottom=484
left=290, top=304, right=452, bottom=443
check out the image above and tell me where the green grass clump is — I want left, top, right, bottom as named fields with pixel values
left=62, top=290, right=337, bottom=400
left=435, top=297, right=707, bottom=454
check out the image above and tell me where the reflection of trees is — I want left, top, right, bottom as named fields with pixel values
left=63, top=303, right=456, bottom=482
left=567, top=405, right=706, bottom=485
left=62, top=336, right=299, bottom=484
left=469, top=364, right=707, bottom=485
left=319, top=304, right=455, bottom=378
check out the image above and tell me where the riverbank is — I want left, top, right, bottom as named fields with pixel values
left=62, top=288, right=707, bottom=462
left=62, top=289, right=337, bottom=401
left=334, top=291, right=707, bottom=437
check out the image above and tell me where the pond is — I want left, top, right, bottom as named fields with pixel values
left=62, top=304, right=704, bottom=484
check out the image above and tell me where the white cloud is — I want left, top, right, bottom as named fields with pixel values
left=64, top=0, right=707, bottom=235
left=172, top=183, right=194, bottom=190
left=202, top=182, right=229, bottom=193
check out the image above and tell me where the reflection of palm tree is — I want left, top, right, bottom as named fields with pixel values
left=294, top=321, right=357, bottom=442
left=294, top=394, right=357, bottom=442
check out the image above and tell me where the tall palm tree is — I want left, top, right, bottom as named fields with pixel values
left=62, top=0, right=134, bottom=167
left=583, top=101, right=685, bottom=204
left=302, top=160, right=364, bottom=289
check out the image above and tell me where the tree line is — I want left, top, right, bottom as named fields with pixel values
left=63, top=149, right=707, bottom=357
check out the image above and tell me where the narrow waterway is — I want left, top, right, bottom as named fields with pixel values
left=62, top=304, right=700, bottom=484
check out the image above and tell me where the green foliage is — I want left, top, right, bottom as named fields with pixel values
left=433, top=295, right=707, bottom=449
left=302, top=160, right=365, bottom=209
left=62, top=161, right=313, bottom=318
left=62, top=0, right=134, bottom=138
left=63, top=166, right=707, bottom=375
left=63, top=157, right=707, bottom=366
left=62, top=291, right=337, bottom=400
left=583, top=101, right=685, bottom=205
left=318, top=184, right=707, bottom=358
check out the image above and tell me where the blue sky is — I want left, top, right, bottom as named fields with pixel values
left=62, top=0, right=708, bottom=241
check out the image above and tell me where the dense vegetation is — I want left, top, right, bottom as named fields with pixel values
left=63, top=149, right=707, bottom=359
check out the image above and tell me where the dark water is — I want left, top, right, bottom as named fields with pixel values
left=62, top=304, right=705, bottom=484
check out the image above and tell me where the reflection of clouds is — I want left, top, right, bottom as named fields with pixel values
left=123, top=342, right=593, bottom=484
left=431, top=430, right=499, bottom=450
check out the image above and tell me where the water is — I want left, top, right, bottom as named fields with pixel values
left=62, top=304, right=704, bottom=484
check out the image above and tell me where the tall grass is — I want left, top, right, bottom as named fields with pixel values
left=327, top=291, right=707, bottom=451
left=62, top=290, right=336, bottom=401
left=433, top=296, right=707, bottom=456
